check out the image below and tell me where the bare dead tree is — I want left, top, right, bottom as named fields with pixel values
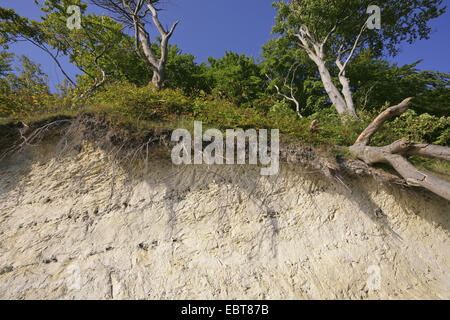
left=91, top=0, right=179, bottom=89
left=349, top=97, right=450, bottom=201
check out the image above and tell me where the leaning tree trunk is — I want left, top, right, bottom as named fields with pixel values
left=349, top=97, right=450, bottom=201
left=337, top=71, right=357, bottom=118
left=315, top=61, right=350, bottom=116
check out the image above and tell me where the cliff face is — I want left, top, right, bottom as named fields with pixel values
left=0, top=136, right=449, bottom=299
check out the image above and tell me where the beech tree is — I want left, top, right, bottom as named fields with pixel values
left=0, top=6, right=77, bottom=87
left=1, top=2, right=140, bottom=96
left=262, top=36, right=325, bottom=117
left=91, top=0, right=179, bottom=89
left=38, top=5, right=142, bottom=96
left=271, top=0, right=446, bottom=118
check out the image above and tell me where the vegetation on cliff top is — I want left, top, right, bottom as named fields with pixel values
left=0, top=1, right=449, bottom=184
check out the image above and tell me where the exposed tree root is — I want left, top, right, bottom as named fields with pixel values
left=0, top=119, right=72, bottom=161
left=350, top=98, right=450, bottom=201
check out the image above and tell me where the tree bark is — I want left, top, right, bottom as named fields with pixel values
left=151, top=65, right=165, bottom=89
left=338, top=72, right=357, bottom=118
left=349, top=98, right=450, bottom=201
left=145, top=1, right=178, bottom=89
left=294, top=25, right=358, bottom=118
left=124, top=0, right=178, bottom=90
left=315, top=60, right=349, bottom=115
left=405, top=143, right=450, bottom=161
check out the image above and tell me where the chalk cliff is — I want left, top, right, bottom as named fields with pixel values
left=0, top=117, right=448, bottom=299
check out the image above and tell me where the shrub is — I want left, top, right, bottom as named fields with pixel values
left=389, top=110, right=449, bottom=146
left=90, top=82, right=193, bottom=121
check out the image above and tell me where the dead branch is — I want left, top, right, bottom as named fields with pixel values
left=405, top=143, right=450, bottom=161
left=349, top=98, right=450, bottom=201
left=265, top=63, right=303, bottom=118
left=79, top=44, right=111, bottom=98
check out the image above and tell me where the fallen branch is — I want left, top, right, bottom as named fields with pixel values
left=349, top=98, right=450, bottom=201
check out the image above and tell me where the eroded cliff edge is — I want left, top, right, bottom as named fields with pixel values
left=0, top=116, right=448, bottom=299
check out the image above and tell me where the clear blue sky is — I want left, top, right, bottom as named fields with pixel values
left=4, top=0, right=450, bottom=90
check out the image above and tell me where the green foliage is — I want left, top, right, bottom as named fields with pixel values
left=272, top=0, right=446, bottom=58
left=0, top=7, right=41, bottom=45
left=305, top=105, right=449, bottom=147
left=206, top=51, right=268, bottom=107
left=192, top=96, right=261, bottom=129
left=36, top=0, right=87, bottom=14
left=89, top=82, right=193, bottom=121
left=267, top=0, right=446, bottom=117
left=262, top=38, right=450, bottom=118
left=37, top=2, right=146, bottom=89
left=54, top=79, right=86, bottom=110
left=0, top=55, right=54, bottom=117
left=389, top=110, right=449, bottom=146
left=0, top=54, right=84, bottom=117
left=3, top=72, right=448, bottom=152
left=152, top=43, right=209, bottom=95
left=262, top=35, right=327, bottom=116
left=306, top=107, right=365, bottom=146
left=348, top=49, right=450, bottom=116
left=0, top=51, right=12, bottom=77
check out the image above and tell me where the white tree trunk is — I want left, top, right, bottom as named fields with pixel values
left=315, top=60, right=350, bottom=116
left=137, top=26, right=167, bottom=90
left=338, top=72, right=357, bottom=118
left=127, top=1, right=178, bottom=90
left=151, top=65, right=165, bottom=89
left=294, top=23, right=365, bottom=119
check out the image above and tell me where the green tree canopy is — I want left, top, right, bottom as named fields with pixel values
left=348, top=49, right=450, bottom=117
left=207, top=51, right=267, bottom=107
left=270, top=0, right=446, bottom=117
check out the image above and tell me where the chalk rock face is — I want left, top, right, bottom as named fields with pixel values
left=0, top=142, right=449, bottom=299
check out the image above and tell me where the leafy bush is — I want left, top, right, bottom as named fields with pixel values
left=90, top=82, right=193, bottom=121
left=389, top=110, right=449, bottom=146
left=206, top=52, right=267, bottom=108
left=354, top=106, right=450, bottom=147
left=88, top=82, right=449, bottom=149
left=2, top=60, right=447, bottom=152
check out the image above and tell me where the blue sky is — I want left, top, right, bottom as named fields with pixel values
left=4, top=0, right=450, bottom=90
